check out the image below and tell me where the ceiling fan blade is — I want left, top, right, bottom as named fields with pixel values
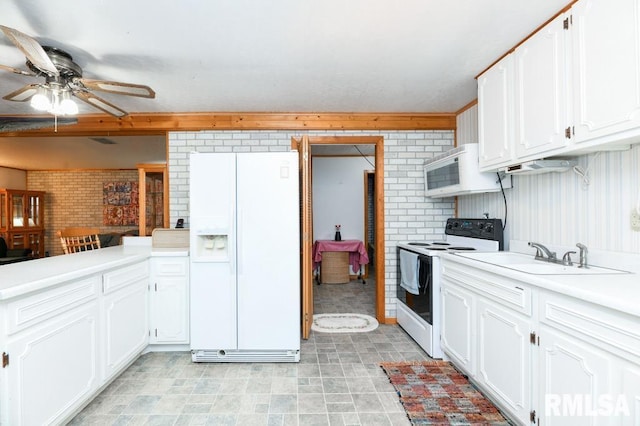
left=77, top=78, right=155, bottom=98
left=73, top=91, right=128, bottom=117
left=0, top=25, right=59, bottom=76
left=0, top=116, right=77, bottom=132
left=2, top=84, right=40, bottom=102
left=0, top=63, right=36, bottom=77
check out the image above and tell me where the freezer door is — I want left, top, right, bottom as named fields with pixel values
left=236, top=153, right=300, bottom=350
left=189, top=152, right=237, bottom=350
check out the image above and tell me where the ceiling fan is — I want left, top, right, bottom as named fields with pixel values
left=0, top=25, right=155, bottom=119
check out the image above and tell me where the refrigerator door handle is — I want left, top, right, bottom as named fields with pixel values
left=237, top=207, right=243, bottom=275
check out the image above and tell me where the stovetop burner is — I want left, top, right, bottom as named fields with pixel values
left=407, top=241, right=450, bottom=247
left=402, top=243, right=478, bottom=252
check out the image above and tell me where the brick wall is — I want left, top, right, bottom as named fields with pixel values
left=168, top=130, right=455, bottom=319
left=27, top=170, right=139, bottom=256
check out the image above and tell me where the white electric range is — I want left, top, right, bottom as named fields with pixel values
left=396, top=218, right=504, bottom=358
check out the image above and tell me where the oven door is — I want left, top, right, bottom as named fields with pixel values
left=397, top=247, right=433, bottom=325
left=396, top=247, right=443, bottom=358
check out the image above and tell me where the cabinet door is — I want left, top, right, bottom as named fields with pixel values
left=441, top=280, right=476, bottom=376
left=572, top=0, right=640, bottom=144
left=102, top=276, right=148, bottom=381
left=476, top=298, right=532, bottom=424
left=539, top=325, right=613, bottom=425
left=26, top=193, right=42, bottom=228
left=514, top=13, right=570, bottom=158
left=478, top=54, right=515, bottom=171
left=4, top=302, right=100, bottom=425
left=9, top=193, right=25, bottom=229
left=150, top=258, right=189, bottom=344
left=621, top=363, right=640, bottom=425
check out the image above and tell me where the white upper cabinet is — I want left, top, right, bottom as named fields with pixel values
left=514, top=13, right=570, bottom=159
left=479, top=0, right=640, bottom=171
left=571, top=0, right=640, bottom=146
left=478, top=54, right=515, bottom=170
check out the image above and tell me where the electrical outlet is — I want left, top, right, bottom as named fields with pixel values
left=632, top=210, right=640, bottom=232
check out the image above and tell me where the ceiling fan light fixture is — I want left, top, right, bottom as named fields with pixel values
left=59, top=91, right=78, bottom=115
left=30, top=87, right=51, bottom=111
left=30, top=85, right=79, bottom=116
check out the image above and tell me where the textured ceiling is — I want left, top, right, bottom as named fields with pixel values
left=0, top=0, right=570, bottom=169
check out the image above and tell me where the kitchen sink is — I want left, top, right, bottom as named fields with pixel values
left=454, top=251, right=630, bottom=275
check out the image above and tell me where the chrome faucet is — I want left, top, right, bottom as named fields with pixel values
left=528, top=242, right=557, bottom=262
left=562, top=251, right=576, bottom=266
left=576, top=243, right=588, bottom=268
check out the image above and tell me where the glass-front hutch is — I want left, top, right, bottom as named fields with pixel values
left=0, top=189, right=45, bottom=258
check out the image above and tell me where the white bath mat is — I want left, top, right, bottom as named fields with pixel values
left=311, top=313, right=379, bottom=333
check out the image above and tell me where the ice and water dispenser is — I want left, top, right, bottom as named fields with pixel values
left=193, top=232, right=229, bottom=261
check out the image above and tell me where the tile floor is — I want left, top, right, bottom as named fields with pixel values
left=69, top=274, right=431, bottom=425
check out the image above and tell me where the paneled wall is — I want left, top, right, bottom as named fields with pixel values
left=27, top=170, right=139, bottom=256
left=458, top=144, right=640, bottom=253
left=456, top=104, right=479, bottom=145
left=168, top=130, right=455, bottom=318
left=0, top=166, right=26, bottom=189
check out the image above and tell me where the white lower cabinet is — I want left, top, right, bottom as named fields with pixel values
left=0, top=260, right=150, bottom=425
left=441, top=283, right=476, bottom=376
left=621, top=364, right=640, bottom=424
left=441, top=264, right=534, bottom=425
left=538, top=325, right=612, bottom=425
left=149, top=257, right=189, bottom=344
left=5, top=300, right=100, bottom=425
left=441, top=257, right=640, bottom=426
left=538, top=290, right=640, bottom=425
left=102, top=264, right=149, bottom=380
left=476, top=298, right=532, bottom=424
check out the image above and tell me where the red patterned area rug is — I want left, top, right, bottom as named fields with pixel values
left=380, top=361, right=511, bottom=425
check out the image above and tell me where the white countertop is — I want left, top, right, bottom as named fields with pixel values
left=441, top=251, right=640, bottom=317
left=0, top=246, right=152, bottom=301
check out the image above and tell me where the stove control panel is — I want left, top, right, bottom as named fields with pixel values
left=445, top=218, right=503, bottom=247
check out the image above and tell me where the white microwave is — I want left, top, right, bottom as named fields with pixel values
left=423, top=144, right=511, bottom=198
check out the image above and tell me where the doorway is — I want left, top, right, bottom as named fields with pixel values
left=295, top=136, right=385, bottom=339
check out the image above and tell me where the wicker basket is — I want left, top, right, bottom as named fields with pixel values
left=320, top=251, right=350, bottom=284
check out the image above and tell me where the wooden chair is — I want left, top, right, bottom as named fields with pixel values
left=57, top=227, right=102, bottom=254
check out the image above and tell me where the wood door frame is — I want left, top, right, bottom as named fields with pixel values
left=296, top=136, right=313, bottom=339
left=363, top=170, right=375, bottom=279
left=296, top=135, right=386, bottom=324
left=137, top=163, right=169, bottom=236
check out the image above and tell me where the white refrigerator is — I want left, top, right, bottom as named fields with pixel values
left=189, top=152, right=300, bottom=362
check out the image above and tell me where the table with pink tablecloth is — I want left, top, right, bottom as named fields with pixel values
left=312, top=240, right=369, bottom=282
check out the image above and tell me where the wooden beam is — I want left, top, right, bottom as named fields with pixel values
left=455, top=99, right=478, bottom=115
left=0, top=112, right=457, bottom=136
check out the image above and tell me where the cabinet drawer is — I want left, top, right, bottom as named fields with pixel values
left=151, top=258, right=188, bottom=276
left=540, top=291, right=640, bottom=363
left=442, top=261, right=532, bottom=316
left=5, top=275, right=100, bottom=335
left=103, top=261, right=149, bottom=295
